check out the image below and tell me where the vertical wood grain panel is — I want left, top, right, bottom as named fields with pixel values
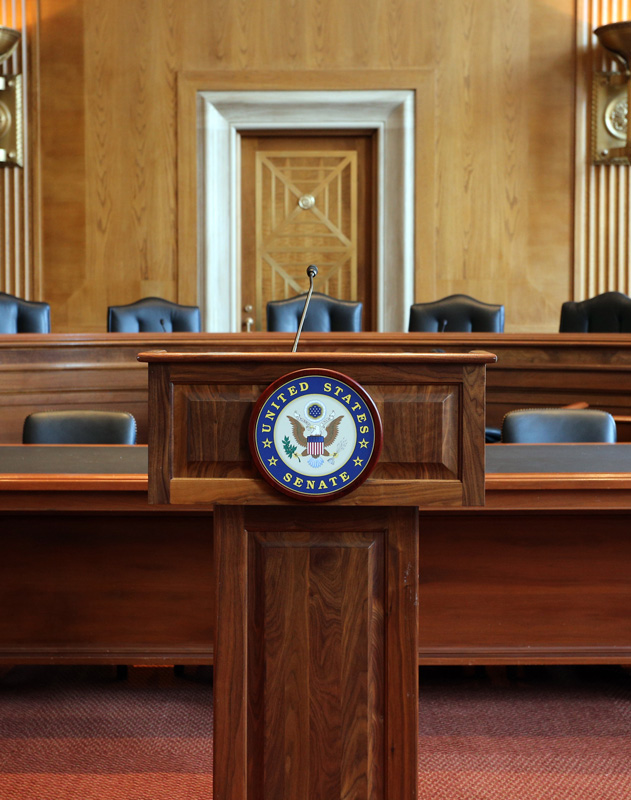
left=39, top=0, right=85, bottom=330
left=40, top=0, right=178, bottom=332
left=82, top=0, right=178, bottom=328
left=386, top=506, right=418, bottom=800
left=527, top=0, right=575, bottom=326
left=147, top=362, right=172, bottom=504
left=238, top=507, right=416, bottom=800
left=214, top=504, right=248, bottom=800
left=431, top=0, right=573, bottom=333
left=461, top=363, right=486, bottom=506
left=575, top=0, right=631, bottom=301
left=0, top=0, right=35, bottom=301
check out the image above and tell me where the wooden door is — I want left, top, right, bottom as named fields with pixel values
left=241, top=132, right=375, bottom=331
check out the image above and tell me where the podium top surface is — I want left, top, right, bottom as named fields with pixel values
left=137, top=350, right=498, bottom=365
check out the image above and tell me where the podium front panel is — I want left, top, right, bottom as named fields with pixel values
left=140, top=352, right=493, bottom=508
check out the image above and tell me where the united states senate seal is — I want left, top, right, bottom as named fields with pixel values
left=249, top=368, right=382, bottom=501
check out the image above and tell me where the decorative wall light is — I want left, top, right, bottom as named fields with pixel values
left=593, top=21, right=631, bottom=165
left=0, top=26, right=21, bottom=167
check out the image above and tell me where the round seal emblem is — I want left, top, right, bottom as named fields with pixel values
left=249, top=369, right=382, bottom=501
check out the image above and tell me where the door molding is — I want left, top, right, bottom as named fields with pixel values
left=196, top=89, right=414, bottom=332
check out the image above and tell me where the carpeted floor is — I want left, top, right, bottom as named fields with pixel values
left=0, top=664, right=630, bottom=799
left=418, top=666, right=631, bottom=799
left=0, top=665, right=214, bottom=799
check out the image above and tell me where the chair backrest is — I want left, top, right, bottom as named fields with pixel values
left=559, top=291, right=631, bottom=333
left=107, top=297, right=201, bottom=333
left=267, top=292, right=363, bottom=332
left=0, top=291, right=50, bottom=333
left=408, top=294, right=504, bottom=333
left=23, top=410, right=137, bottom=444
left=501, top=408, right=617, bottom=444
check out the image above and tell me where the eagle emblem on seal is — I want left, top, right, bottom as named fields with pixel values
left=287, top=400, right=344, bottom=468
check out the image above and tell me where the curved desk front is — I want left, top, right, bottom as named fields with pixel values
left=0, top=442, right=630, bottom=666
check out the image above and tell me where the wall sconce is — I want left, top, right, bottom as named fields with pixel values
left=0, top=26, right=21, bottom=168
left=593, top=21, right=631, bottom=165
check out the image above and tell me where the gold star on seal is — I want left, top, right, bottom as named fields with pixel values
left=262, top=438, right=272, bottom=448
left=359, top=439, right=369, bottom=448
left=268, top=456, right=278, bottom=466
left=353, top=457, right=363, bottom=466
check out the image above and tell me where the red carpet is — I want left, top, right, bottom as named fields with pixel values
left=0, top=665, right=213, bottom=799
left=1, top=665, right=631, bottom=798
left=419, top=666, right=631, bottom=799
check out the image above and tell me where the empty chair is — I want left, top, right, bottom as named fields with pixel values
left=267, top=292, right=362, bottom=332
left=23, top=408, right=137, bottom=682
left=0, top=291, right=50, bottom=333
left=107, top=297, right=201, bottom=332
left=559, top=291, right=631, bottom=333
left=501, top=408, right=617, bottom=444
left=408, top=294, right=505, bottom=333
left=23, top=410, right=137, bottom=445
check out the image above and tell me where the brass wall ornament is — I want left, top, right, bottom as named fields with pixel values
left=0, top=26, right=22, bottom=168
left=593, top=21, right=631, bottom=165
left=604, top=94, right=628, bottom=140
left=593, top=72, right=628, bottom=162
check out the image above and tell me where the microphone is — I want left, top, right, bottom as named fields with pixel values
left=159, top=318, right=167, bottom=332
left=292, top=264, right=318, bottom=353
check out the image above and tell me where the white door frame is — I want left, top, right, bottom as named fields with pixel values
left=198, top=90, right=415, bottom=332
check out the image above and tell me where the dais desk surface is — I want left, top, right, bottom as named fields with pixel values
left=0, top=444, right=148, bottom=474
left=1, top=443, right=631, bottom=476
left=0, top=444, right=630, bottom=512
left=486, top=443, right=631, bottom=473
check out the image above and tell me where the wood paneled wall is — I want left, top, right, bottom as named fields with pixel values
left=35, top=0, right=580, bottom=332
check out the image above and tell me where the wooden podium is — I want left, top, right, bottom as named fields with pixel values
left=139, top=350, right=493, bottom=800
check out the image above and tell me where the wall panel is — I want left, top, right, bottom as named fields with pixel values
left=0, top=0, right=37, bottom=302
left=39, top=0, right=85, bottom=331
left=575, top=0, right=631, bottom=302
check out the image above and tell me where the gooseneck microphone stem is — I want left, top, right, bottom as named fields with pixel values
left=292, top=264, right=318, bottom=353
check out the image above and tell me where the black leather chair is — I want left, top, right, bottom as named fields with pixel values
left=107, top=297, right=201, bottom=332
left=23, top=410, right=137, bottom=445
left=23, top=409, right=137, bottom=681
left=267, top=292, right=362, bottom=332
left=408, top=294, right=505, bottom=333
left=0, top=291, right=50, bottom=333
left=559, top=291, right=631, bottom=333
left=501, top=408, right=617, bottom=444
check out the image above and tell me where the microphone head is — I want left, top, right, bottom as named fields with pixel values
left=306, top=264, right=318, bottom=278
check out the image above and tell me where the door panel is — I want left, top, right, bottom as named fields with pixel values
left=241, top=133, right=375, bottom=331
